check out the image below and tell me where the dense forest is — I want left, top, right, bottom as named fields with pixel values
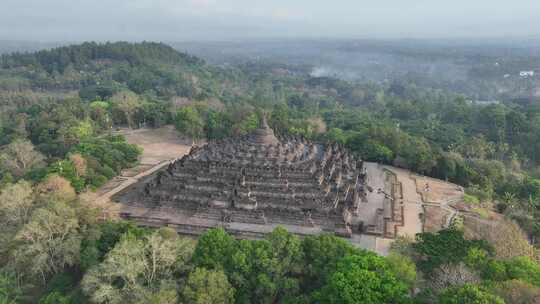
left=1, top=42, right=540, bottom=303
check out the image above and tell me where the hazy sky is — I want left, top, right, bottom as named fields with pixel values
left=2, top=0, right=539, bottom=41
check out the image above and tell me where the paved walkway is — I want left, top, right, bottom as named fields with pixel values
left=356, top=162, right=386, bottom=225
left=384, top=166, right=424, bottom=237
left=94, top=160, right=176, bottom=205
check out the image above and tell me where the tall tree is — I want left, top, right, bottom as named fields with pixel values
left=82, top=229, right=195, bottom=304
left=0, top=139, right=45, bottom=178
left=174, top=106, right=204, bottom=142
left=182, top=268, right=235, bottom=304
left=301, top=234, right=358, bottom=291
left=315, top=253, right=410, bottom=304
left=12, top=201, right=82, bottom=283
left=263, top=227, right=304, bottom=301
left=110, top=90, right=142, bottom=129
left=0, top=180, right=34, bottom=227
left=36, top=174, right=77, bottom=202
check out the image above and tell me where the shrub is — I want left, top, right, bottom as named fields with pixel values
left=438, top=284, right=504, bottom=304
left=413, top=229, right=493, bottom=273
left=504, top=256, right=540, bottom=286
left=490, top=280, right=540, bottom=304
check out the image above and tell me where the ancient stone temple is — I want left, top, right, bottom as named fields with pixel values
left=114, top=117, right=408, bottom=245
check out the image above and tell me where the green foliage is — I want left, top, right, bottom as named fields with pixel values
left=66, top=120, right=94, bottom=142
left=0, top=172, right=13, bottom=189
left=400, top=136, right=437, bottom=173
left=235, top=112, right=260, bottom=136
left=253, top=227, right=304, bottom=302
left=2, top=41, right=202, bottom=75
left=47, top=160, right=86, bottom=192
left=466, top=185, right=494, bottom=203
left=11, top=200, right=83, bottom=283
left=39, top=292, right=71, bottom=304
left=464, top=248, right=507, bottom=282
left=0, top=180, right=34, bottom=230
left=192, top=228, right=237, bottom=271
left=80, top=85, right=118, bottom=101
left=110, top=90, right=142, bottom=128
left=470, top=253, right=540, bottom=286
left=386, top=253, right=417, bottom=289
left=0, top=272, right=21, bottom=304
left=0, top=139, right=46, bottom=179
left=89, top=101, right=110, bottom=110
left=269, top=103, right=290, bottom=134
left=524, top=178, right=540, bottom=201
left=315, top=253, right=410, bottom=304
left=438, top=284, right=505, bottom=304
left=503, top=256, right=540, bottom=286
left=324, top=128, right=347, bottom=145
left=141, top=101, right=170, bottom=128
left=301, top=234, right=359, bottom=291
left=192, top=227, right=304, bottom=303
left=108, top=223, right=377, bottom=302
left=413, top=229, right=493, bottom=273
left=182, top=268, right=235, bottom=304
left=82, top=229, right=195, bottom=304
left=73, top=135, right=141, bottom=174
left=482, top=260, right=509, bottom=282
left=44, top=272, right=76, bottom=295
left=80, top=221, right=149, bottom=270
left=41, top=135, right=141, bottom=191
left=175, top=106, right=204, bottom=140
left=349, top=137, right=394, bottom=163
left=464, top=193, right=481, bottom=204
left=205, top=110, right=233, bottom=140
left=489, top=279, right=540, bottom=304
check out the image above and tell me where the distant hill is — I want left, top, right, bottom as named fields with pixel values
left=1, top=41, right=203, bottom=73
left=0, top=41, right=243, bottom=100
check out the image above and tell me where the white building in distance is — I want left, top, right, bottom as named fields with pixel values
left=520, top=71, right=535, bottom=77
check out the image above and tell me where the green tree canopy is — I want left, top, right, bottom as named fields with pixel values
left=413, top=229, right=493, bottom=273
left=315, top=253, right=410, bottom=304
left=182, top=268, right=235, bottom=304
left=174, top=106, right=204, bottom=141
left=438, top=284, right=505, bottom=304
left=301, top=234, right=359, bottom=291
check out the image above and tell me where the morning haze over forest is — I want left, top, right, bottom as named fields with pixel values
left=1, top=1, right=540, bottom=304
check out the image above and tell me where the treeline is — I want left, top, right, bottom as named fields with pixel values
left=0, top=95, right=141, bottom=192
left=0, top=42, right=234, bottom=100
left=0, top=41, right=203, bottom=74
left=1, top=201, right=539, bottom=304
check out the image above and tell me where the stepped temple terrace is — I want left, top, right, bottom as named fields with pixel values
left=113, top=118, right=465, bottom=253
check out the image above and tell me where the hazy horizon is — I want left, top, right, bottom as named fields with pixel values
left=2, top=0, right=540, bottom=42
